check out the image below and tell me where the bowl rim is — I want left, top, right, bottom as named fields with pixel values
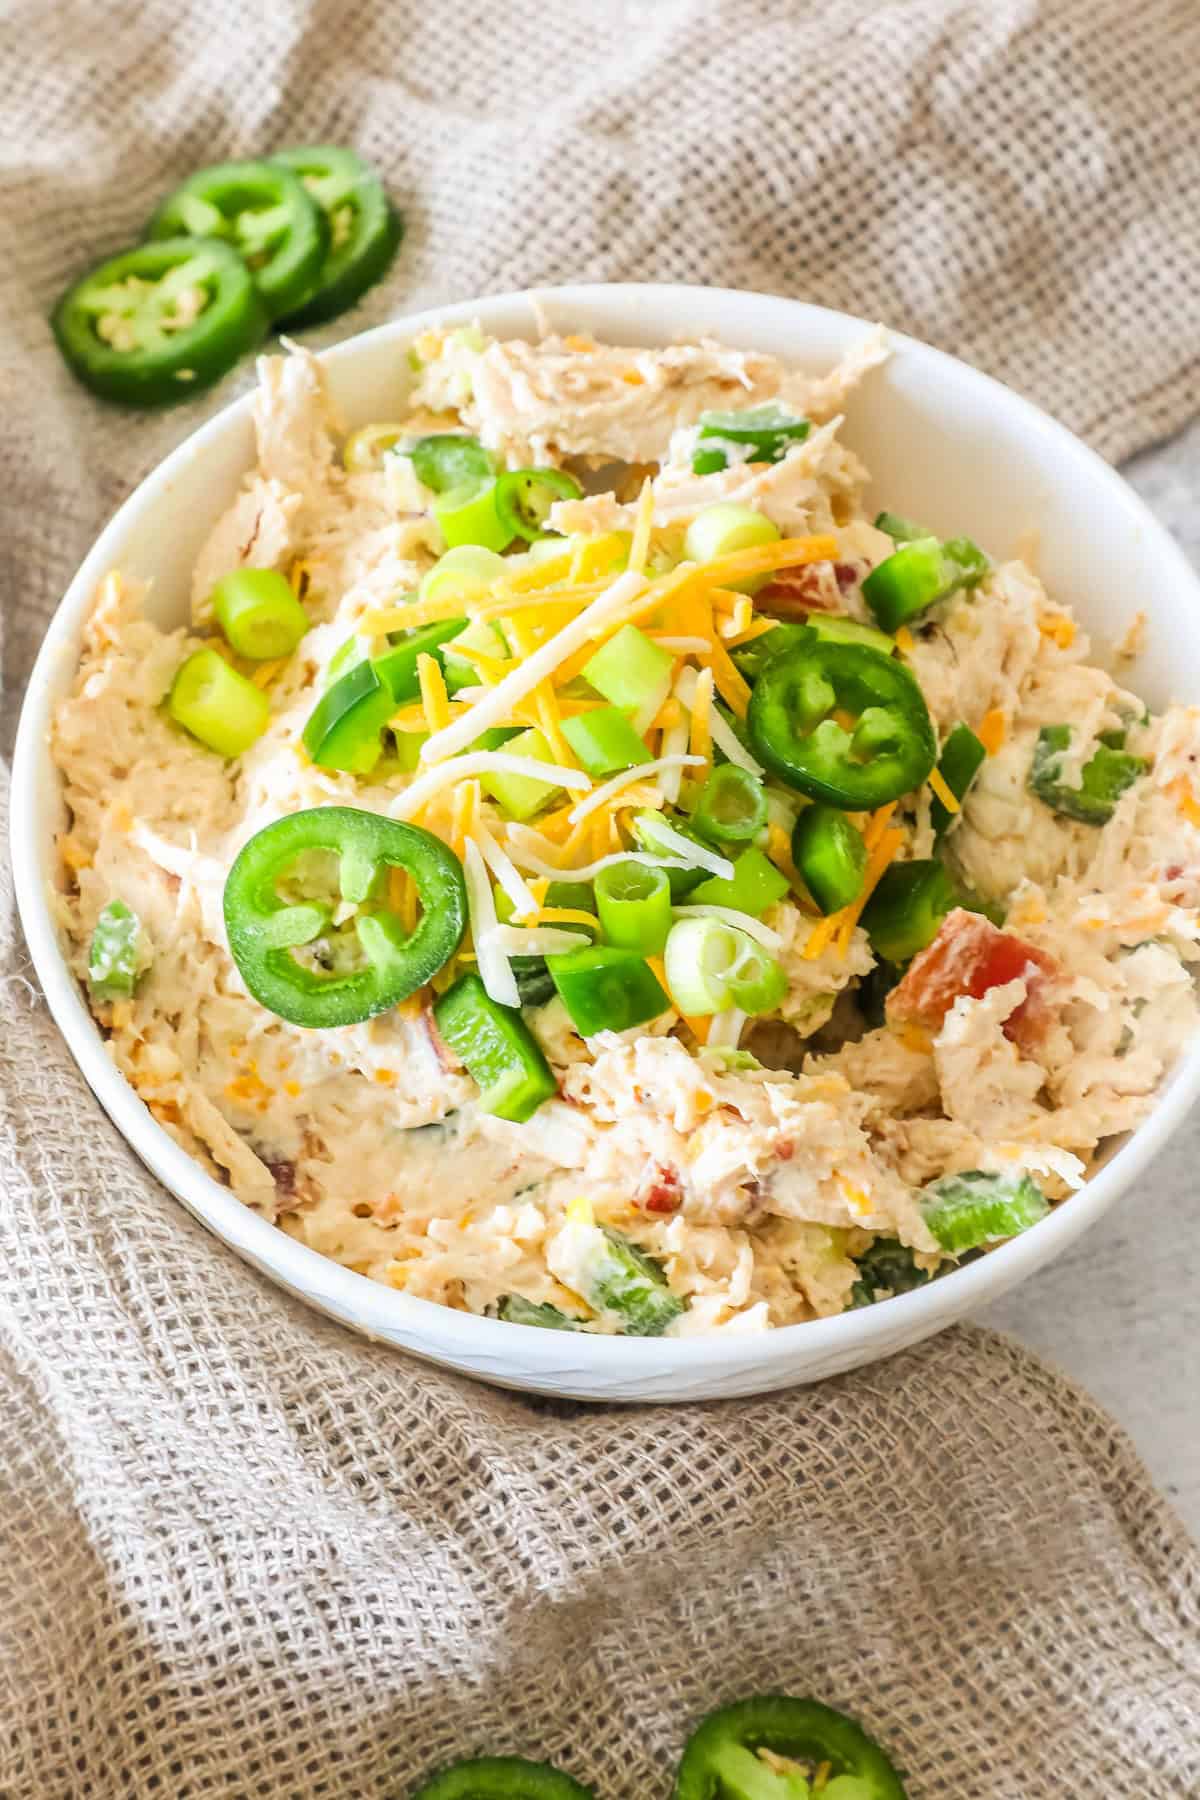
left=13, top=280, right=1200, bottom=1387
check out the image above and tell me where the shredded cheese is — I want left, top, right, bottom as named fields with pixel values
left=977, top=708, right=1007, bottom=755
left=1038, top=611, right=1076, bottom=649
left=474, top=820, right=540, bottom=919
left=628, top=478, right=656, bottom=574
left=251, top=658, right=287, bottom=689
left=708, top=636, right=752, bottom=719
left=893, top=625, right=915, bottom=653
left=390, top=750, right=589, bottom=821
left=420, top=570, right=648, bottom=761
left=834, top=825, right=905, bottom=955
left=416, top=653, right=451, bottom=733
left=567, top=755, right=704, bottom=826
left=706, top=1007, right=746, bottom=1049
left=688, top=666, right=714, bottom=766
left=927, top=767, right=960, bottom=814
left=462, top=838, right=518, bottom=1006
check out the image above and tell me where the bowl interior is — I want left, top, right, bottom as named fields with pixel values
left=14, top=284, right=1200, bottom=1400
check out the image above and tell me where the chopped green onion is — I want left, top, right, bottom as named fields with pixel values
left=560, top=706, right=649, bottom=777
left=932, top=721, right=987, bottom=838
left=391, top=728, right=428, bottom=772
left=874, top=510, right=928, bottom=543
left=922, top=1168, right=1050, bottom=1253
left=791, top=804, right=867, bottom=915
left=1028, top=725, right=1147, bottom=825
left=433, top=972, right=557, bottom=1122
left=629, top=810, right=711, bottom=898
left=410, top=433, right=495, bottom=494
left=301, top=659, right=394, bottom=773
left=689, top=847, right=790, bottom=916
left=860, top=859, right=957, bottom=963
left=211, top=567, right=309, bottom=660
left=497, top=1295, right=585, bottom=1330
left=546, top=945, right=669, bottom=1036
left=692, top=405, right=810, bottom=475
left=419, top=545, right=507, bottom=610
left=585, top=1228, right=684, bottom=1335
left=691, top=764, right=768, bottom=846
left=434, top=480, right=512, bottom=553
left=683, top=503, right=781, bottom=594
left=663, top=917, right=787, bottom=1016
left=372, top=618, right=471, bottom=703
left=494, top=468, right=584, bottom=542
left=87, top=899, right=146, bottom=1001
left=582, top=624, right=674, bottom=732
left=168, top=648, right=270, bottom=758
left=342, top=422, right=406, bottom=472
left=439, top=614, right=509, bottom=692
left=479, top=726, right=565, bottom=819
left=594, top=860, right=672, bottom=954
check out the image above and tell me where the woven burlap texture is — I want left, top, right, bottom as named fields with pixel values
left=3, top=1, right=1200, bottom=1794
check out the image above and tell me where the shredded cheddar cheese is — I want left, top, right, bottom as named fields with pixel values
left=251, top=658, right=287, bottom=689
left=927, top=767, right=960, bottom=814
left=893, top=625, right=915, bottom=652
left=689, top=666, right=714, bottom=766
left=1038, top=611, right=1076, bottom=649
left=977, top=708, right=1007, bottom=755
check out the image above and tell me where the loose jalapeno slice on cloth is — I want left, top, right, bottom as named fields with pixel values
left=747, top=638, right=936, bottom=809
left=494, top=468, right=584, bottom=542
left=223, top=806, right=466, bottom=1028
left=147, top=159, right=328, bottom=319
left=674, top=1694, right=908, bottom=1800
left=412, top=1758, right=596, bottom=1800
left=51, top=237, right=267, bottom=405
left=271, top=145, right=402, bottom=327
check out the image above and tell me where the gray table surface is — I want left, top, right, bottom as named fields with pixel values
left=982, top=418, right=1200, bottom=1542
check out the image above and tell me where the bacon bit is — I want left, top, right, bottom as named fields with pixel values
left=977, top=708, right=1007, bottom=755
left=774, top=1139, right=795, bottom=1161
left=886, top=909, right=1059, bottom=1051
left=265, top=1158, right=297, bottom=1197
left=643, top=1169, right=683, bottom=1214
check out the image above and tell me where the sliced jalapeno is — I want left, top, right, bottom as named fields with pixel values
left=147, top=158, right=328, bottom=319
left=411, top=1757, right=595, bottom=1800
left=747, top=638, right=937, bottom=810
left=223, top=806, right=466, bottom=1027
left=52, top=238, right=267, bottom=406
left=410, top=434, right=497, bottom=495
left=494, top=468, right=584, bottom=542
left=674, top=1694, right=908, bottom=1800
left=270, top=146, right=401, bottom=327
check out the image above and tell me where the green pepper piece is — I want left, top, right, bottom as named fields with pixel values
left=747, top=640, right=937, bottom=810
left=497, top=1295, right=586, bottom=1330
left=302, top=659, right=396, bottom=774
left=480, top=727, right=564, bottom=819
left=922, top=1168, right=1050, bottom=1253
left=860, top=859, right=957, bottom=963
left=410, top=434, right=497, bottom=494
left=146, top=158, right=328, bottom=320
left=803, top=613, right=896, bottom=656
left=372, top=618, right=470, bottom=704
left=51, top=238, right=267, bottom=407
left=412, top=1757, right=595, bottom=1800
left=850, top=1239, right=931, bottom=1307
left=495, top=880, right=596, bottom=1006
left=674, top=1694, right=908, bottom=1800
left=495, top=468, right=585, bottom=542
left=224, top=807, right=466, bottom=1027
left=584, top=1227, right=684, bottom=1335
left=931, top=721, right=986, bottom=839
left=731, top=621, right=811, bottom=683
left=546, top=945, right=669, bottom=1036
left=630, top=811, right=712, bottom=898
left=692, top=405, right=811, bottom=474
left=874, top=510, right=928, bottom=543
left=560, top=706, right=650, bottom=777
left=1027, top=725, right=1147, bottom=825
left=791, top=804, right=867, bottom=914
left=689, top=847, right=790, bottom=916
left=433, top=973, right=558, bottom=1121
left=693, top=764, right=769, bottom=846
left=87, top=900, right=146, bottom=1002
left=211, top=568, right=309, bottom=660
left=862, top=534, right=989, bottom=632
left=270, top=146, right=402, bottom=328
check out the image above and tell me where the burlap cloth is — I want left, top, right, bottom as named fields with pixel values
left=3, top=3, right=1200, bottom=1794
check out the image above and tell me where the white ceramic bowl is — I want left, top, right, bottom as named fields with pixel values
left=13, top=284, right=1200, bottom=1401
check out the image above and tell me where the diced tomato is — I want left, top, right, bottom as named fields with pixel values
left=757, top=560, right=860, bottom=615
left=886, top=908, right=1057, bottom=1050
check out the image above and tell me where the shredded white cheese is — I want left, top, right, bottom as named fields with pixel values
left=462, top=838, right=518, bottom=1007
left=566, top=755, right=705, bottom=827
